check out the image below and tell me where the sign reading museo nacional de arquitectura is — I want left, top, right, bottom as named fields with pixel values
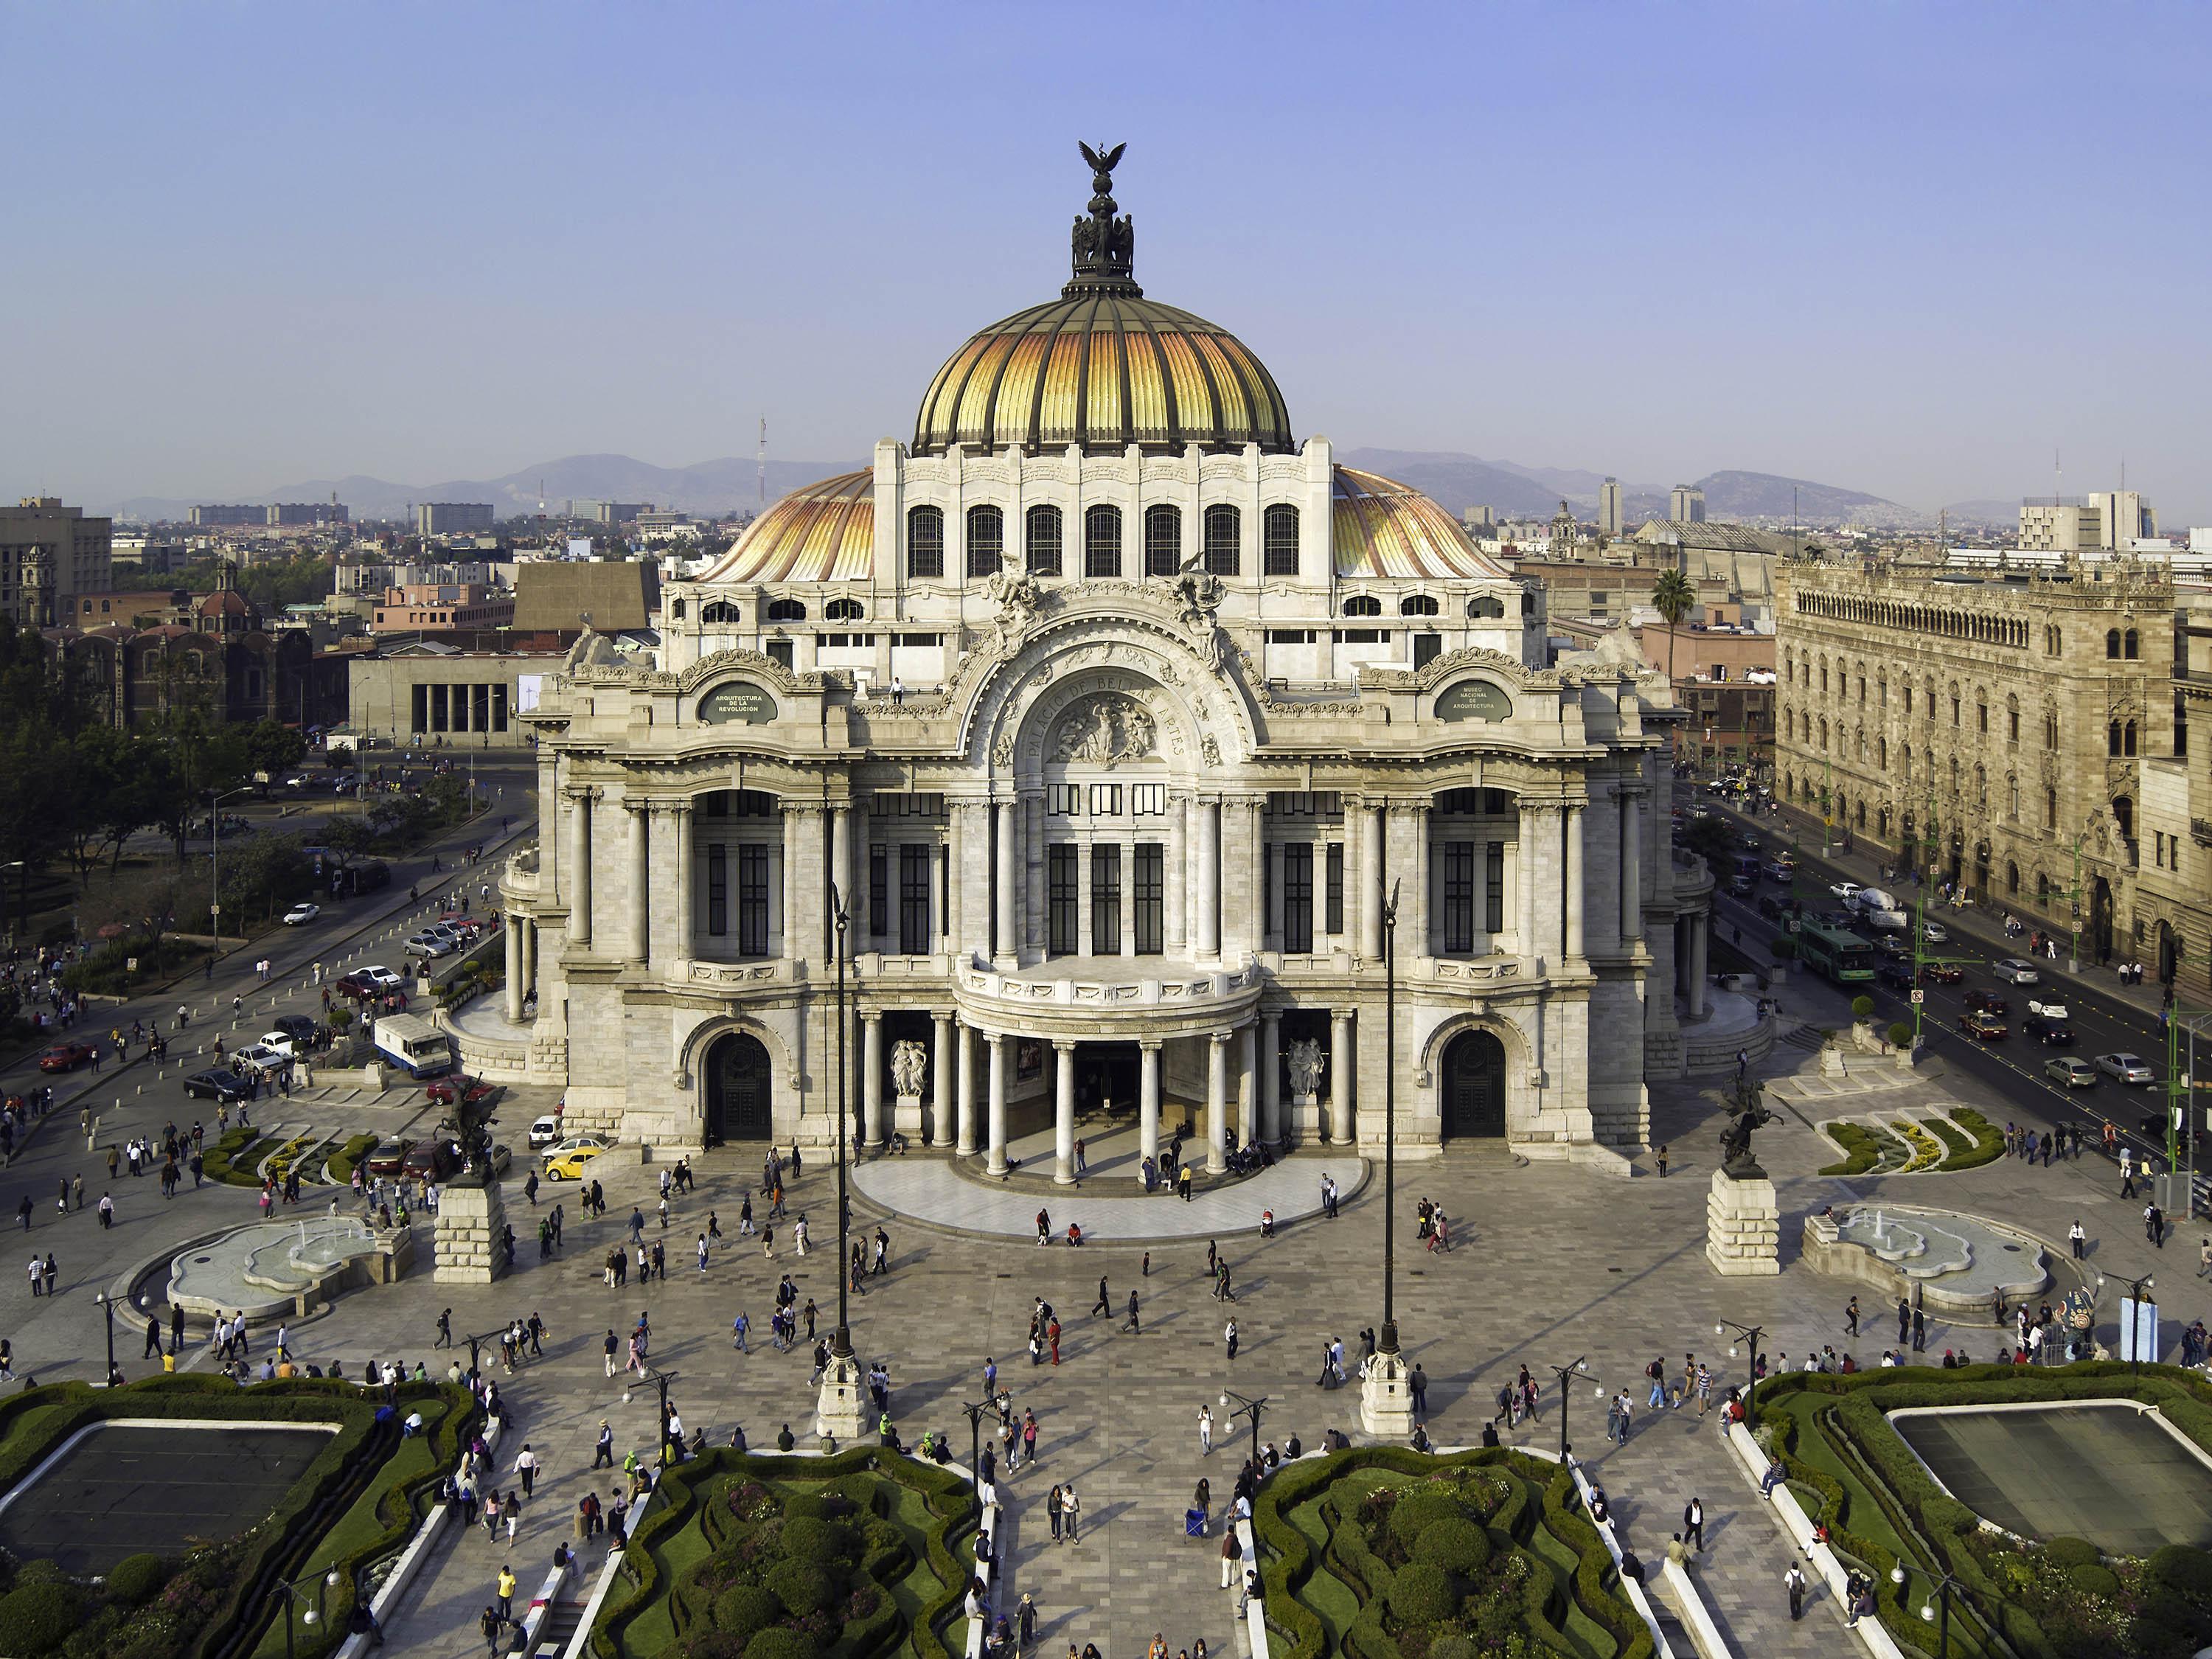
left=485, top=147, right=1714, bottom=1175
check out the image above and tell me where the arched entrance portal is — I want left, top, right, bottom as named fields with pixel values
left=2158, top=919, right=2177, bottom=986
left=1441, top=1031, right=1507, bottom=1139
left=706, top=1032, right=773, bottom=1145
left=2090, top=877, right=2114, bottom=965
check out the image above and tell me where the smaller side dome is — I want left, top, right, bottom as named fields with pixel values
left=1331, top=467, right=1504, bottom=582
left=700, top=471, right=874, bottom=584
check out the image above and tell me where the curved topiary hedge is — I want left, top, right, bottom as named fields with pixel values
left=0, top=1581, right=81, bottom=1656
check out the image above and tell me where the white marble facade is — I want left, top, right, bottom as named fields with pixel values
left=494, top=177, right=1708, bottom=1168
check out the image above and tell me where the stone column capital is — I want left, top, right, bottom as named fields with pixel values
left=1209, top=1030, right=1233, bottom=1048
left=1137, top=1037, right=1164, bottom=1053
left=1053, top=1037, right=1077, bottom=1054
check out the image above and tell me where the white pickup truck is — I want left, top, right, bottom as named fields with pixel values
left=1851, top=888, right=1910, bottom=931
left=2028, top=998, right=2070, bottom=1021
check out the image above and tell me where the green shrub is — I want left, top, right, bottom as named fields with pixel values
left=1412, top=1517, right=1491, bottom=1577
left=683, top=1634, right=751, bottom=1659
left=744, top=1630, right=820, bottom=1659
left=2067, top=1562, right=2121, bottom=1598
left=712, top=1585, right=784, bottom=1642
left=0, top=1582, right=80, bottom=1656
left=1851, top=995, right=1875, bottom=1021
left=1944, top=1107, right=2006, bottom=1170
left=1387, top=1492, right=1463, bottom=1551
left=779, top=1515, right=838, bottom=1562
left=2149, top=1543, right=2212, bottom=1601
left=1427, top=1635, right=1478, bottom=1659
left=2041, top=1536, right=2100, bottom=1569
left=1387, top=1561, right=1456, bottom=1625
left=1888, top=1021, right=1913, bottom=1049
left=102, top=1554, right=168, bottom=1605
left=762, top=1560, right=835, bottom=1618
left=781, top=1493, right=824, bottom=1521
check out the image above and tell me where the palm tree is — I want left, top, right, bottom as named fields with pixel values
left=1650, top=565, right=1697, bottom=773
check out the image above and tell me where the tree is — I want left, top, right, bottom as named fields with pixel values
left=1650, top=565, right=1697, bottom=765
left=243, top=718, right=307, bottom=779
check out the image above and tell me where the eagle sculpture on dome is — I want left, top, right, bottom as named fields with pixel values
left=1079, top=141, right=1125, bottom=193
left=1069, top=141, right=1137, bottom=293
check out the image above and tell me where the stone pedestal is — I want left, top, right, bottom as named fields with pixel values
left=434, top=1180, right=509, bottom=1284
left=1290, top=1090, right=1321, bottom=1145
left=1705, top=1169, right=1781, bottom=1276
left=815, top=1348, right=869, bottom=1443
left=894, top=1091, right=924, bottom=1143
left=1819, top=1044, right=1847, bottom=1078
left=1359, top=1348, right=1416, bottom=1440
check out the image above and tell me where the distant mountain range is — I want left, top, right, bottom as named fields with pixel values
left=108, top=446, right=1943, bottom=531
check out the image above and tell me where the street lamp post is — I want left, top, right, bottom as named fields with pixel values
left=1714, top=1319, right=1763, bottom=1421
left=815, top=881, right=865, bottom=1441
left=94, top=1291, right=117, bottom=1382
left=268, top=1565, right=341, bottom=1659
left=1546, top=1356, right=1593, bottom=1464
left=210, top=785, right=251, bottom=954
left=1359, top=880, right=1413, bottom=1438
left=959, top=1398, right=994, bottom=1526
left=1220, top=1388, right=1268, bottom=1465
left=1891, top=1562, right=1965, bottom=1658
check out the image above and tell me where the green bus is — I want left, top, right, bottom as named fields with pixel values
left=1798, top=922, right=1876, bottom=985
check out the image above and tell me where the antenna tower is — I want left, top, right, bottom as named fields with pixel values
left=757, top=417, right=768, bottom=509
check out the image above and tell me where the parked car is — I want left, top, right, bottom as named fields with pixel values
left=183, top=1068, right=254, bottom=1102
left=232, top=1043, right=289, bottom=1075
left=359, top=965, right=404, bottom=991
left=282, top=901, right=322, bottom=926
left=2096, top=1052, right=2157, bottom=1085
left=256, top=1031, right=297, bottom=1060
left=527, top=1114, right=563, bottom=1150
left=425, top=1074, right=498, bottom=1108
left=1877, top=963, right=1916, bottom=993
left=273, top=1014, right=322, bottom=1047
left=38, top=1042, right=94, bottom=1073
left=1991, top=958, right=2041, bottom=986
left=540, top=1136, right=611, bottom=1181
left=2045, top=1057, right=2098, bottom=1089
left=400, top=1140, right=459, bottom=1182
left=1964, top=989, right=2009, bottom=1016
left=1957, top=1010, right=2008, bottom=1042
left=2020, top=1012, right=2076, bottom=1046
left=364, top=1138, right=415, bottom=1178
left=1876, top=934, right=1911, bottom=961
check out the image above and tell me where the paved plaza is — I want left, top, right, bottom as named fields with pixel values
left=1, top=867, right=2202, bottom=1657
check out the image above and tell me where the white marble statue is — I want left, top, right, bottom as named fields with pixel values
left=890, top=1038, right=928, bottom=1100
left=1286, top=1038, right=1324, bottom=1098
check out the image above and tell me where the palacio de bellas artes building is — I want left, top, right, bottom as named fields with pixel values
left=487, top=148, right=1715, bottom=1178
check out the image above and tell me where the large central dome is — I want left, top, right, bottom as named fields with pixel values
left=912, top=145, right=1293, bottom=458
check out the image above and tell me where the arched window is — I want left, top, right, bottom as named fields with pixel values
left=1343, top=595, right=1382, bottom=618
left=2125, top=628, right=2140, bottom=660
left=2045, top=787, right=2057, bottom=829
left=1263, top=504, right=1299, bottom=575
left=765, top=597, right=807, bottom=623
left=2045, top=712, right=2059, bottom=749
left=2006, top=695, right=2020, bottom=742
left=1202, top=503, right=1240, bottom=577
left=2110, top=720, right=2124, bottom=757
left=1976, top=698, right=1987, bottom=734
left=2008, top=775, right=2019, bottom=818
left=1975, top=764, right=1986, bottom=810
left=2007, top=861, right=2019, bottom=897
left=1025, top=504, right=1062, bottom=577
left=1084, top=505, right=1122, bottom=577
left=2107, top=628, right=2122, bottom=658
left=2177, top=691, right=2188, bottom=760
left=1399, top=594, right=1439, bottom=616
left=2115, top=795, right=2135, bottom=838
left=1467, top=595, right=1505, bottom=619
left=2037, top=873, right=2051, bottom=905
left=1878, top=736, right=1888, bottom=769
left=824, top=597, right=862, bottom=622
left=669, top=599, right=686, bottom=620
left=1142, top=504, right=1182, bottom=577
left=2125, top=720, right=2138, bottom=757
left=906, top=506, right=944, bottom=580
left=700, top=600, right=739, bottom=625
left=966, top=504, right=1004, bottom=578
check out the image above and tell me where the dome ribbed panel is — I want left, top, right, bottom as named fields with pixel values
left=700, top=471, right=875, bottom=584
left=1330, top=467, right=1503, bottom=582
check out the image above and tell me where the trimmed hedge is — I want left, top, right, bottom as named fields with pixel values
left=1819, top=1121, right=1890, bottom=1177
left=1944, top=1106, right=2006, bottom=1170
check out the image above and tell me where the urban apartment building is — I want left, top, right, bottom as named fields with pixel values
left=0, top=497, right=114, bottom=627
left=2018, top=492, right=2159, bottom=553
left=1774, top=557, right=2212, bottom=990
left=370, top=581, right=515, bottom=633
left=1669, top=485, right=1706, bottom=524
left=414, top=502, right=496, bottom=535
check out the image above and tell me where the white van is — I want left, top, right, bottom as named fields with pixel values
left=373, top=1013, right=453, bottom=1078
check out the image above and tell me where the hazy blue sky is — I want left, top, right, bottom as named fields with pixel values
left=5, top=2, right=2208, bottom=518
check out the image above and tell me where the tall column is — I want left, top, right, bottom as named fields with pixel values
left=994, top=801, right=1018, bottom=963
left=1359, top=801, right=1384, bottom=960
left=1024, top=793, right=1046, bottom=959
left=956, top=1021, right=977, bottom=1156
left=1619, top=789, right=1642, bottom=947
left=946, top=805, right=964, bottom=957
left=1166, top=799, right=1189, bottom=955
left=504, top=914, right=524, bottom=1021
left=931, top=1014, right=954, bottom=1149
left=1329, top=1009, right=1353, bottom=1146
left=1565, top=801, right=1586, bottom=961
left=1076, top=844, right=1093, bottom=956
left=862, top=1012, right=884, bottom=1147
left=1206, top=1032, right=1230, bottom=1174
left=537, top=756, right=560, bottom=895
left=831, top=806, right=854, bottom=956
left=1119, top=838, right=1137, bottom=958
left=520, top=921, right=536, bottom=1002
left=1402, top=802, right=1431, bottom=960
left=1238, top=1023, right=1258, bottom=1149
left=849, top=800, right=869, bottom=955
left=1517, top=801, right=1540, bottom=962
left=1053, top=1040, right=1077, bottom=1184
left=672, top=803, right=693, bottom=962
left=1138, top=1040, right=1161, bottom=1181
left=987, top=1034, right=1009, bottom=1175
left=1195, top=800, right=1220, bottom=960
left=781, top=805, right=801, bottom=959
left=1688, top=913, right=1710, bottom=1018
left=1260, top=1012, right=1281, bottom=1146
left=627, top=799, right=650, bottom=963
left=568, top=789, right=594, bottom=947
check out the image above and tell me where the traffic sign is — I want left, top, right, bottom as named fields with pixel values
left=1910, top=990, right=1925, bottom=1005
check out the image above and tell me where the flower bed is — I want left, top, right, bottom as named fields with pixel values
left=1253, top=1446, right=1652, bottom=1659
left=0, top=1372, right=477, bottom=1659
left=590, top=1447, right=976, bottom=1659
left=1753, top=1363, right=2212, bottom=1658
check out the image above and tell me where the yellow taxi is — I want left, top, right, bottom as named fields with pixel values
left=540, top=1135, right=611, bottom=1180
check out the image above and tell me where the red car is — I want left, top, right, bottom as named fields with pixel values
left=425, top=1075, right=498, bottom=1108
left=1918, top=964, right=1964, bottom=985
left=438, top=913, right=486, bottom=939
left=1963, top=989, right=2010, bottom=1016
left=1958, top=1010, right=2008, bottom=1042
left=38, top=1042, right=94, bottom=1073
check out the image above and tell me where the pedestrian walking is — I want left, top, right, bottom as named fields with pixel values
left=1123, top=1290, right=1141, bottom=1334
left=1198, top=1404, right=1213, bottom=1454
left=1785, top=1564, right=1806, bottom=1621
left=1683, top=1498, right=1705, bottom=1551
left=1222, top=1319, right=1238, bottom=1362
left=1048, top=1483, right=1064, bottom=1542
left=1655, top=1144, right=1669, bottom=1177
left=2072, top=1220, right=2087, bottom=1259
left=1060, top=1485, right=1079, bottom=1542
left=1092, top=1276, right=1110, bottom=1318
left=1845, top=1296, right=1859, bottom=1337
